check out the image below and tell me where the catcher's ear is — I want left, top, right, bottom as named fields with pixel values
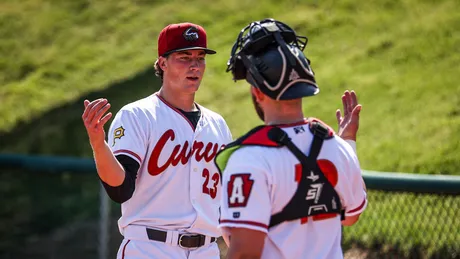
left=251, top=86, right=264, bottom=102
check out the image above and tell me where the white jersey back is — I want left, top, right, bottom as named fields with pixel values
left=108, top=93, right=232, bottom=237
left=219, top=119, right=367, bottom=259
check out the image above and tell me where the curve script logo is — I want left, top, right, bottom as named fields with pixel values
left=147, top=129, right=223, bottom=176
left=183, top=26, right=199, bottom=41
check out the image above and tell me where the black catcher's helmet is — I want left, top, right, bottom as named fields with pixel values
left=226, top=18, right=319, bottom=100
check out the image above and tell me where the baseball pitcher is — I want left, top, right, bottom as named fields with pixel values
left=82, top=23, right=232, bottom=259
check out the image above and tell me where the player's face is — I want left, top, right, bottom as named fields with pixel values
left=163, top=50, right=206, bottom=93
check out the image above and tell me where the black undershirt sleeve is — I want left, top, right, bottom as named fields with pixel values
left=100, top=154, right=140, bottom=204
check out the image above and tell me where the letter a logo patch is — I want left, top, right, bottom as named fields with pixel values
left=227, top=174, right=254, bottom=208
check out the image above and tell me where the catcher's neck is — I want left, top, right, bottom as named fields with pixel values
left=265, top=100, right=304, bottom=126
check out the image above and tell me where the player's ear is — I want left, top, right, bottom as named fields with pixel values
left=159, top=56, right=167, bottom=70
left=251, top=86, right=264, bottom=102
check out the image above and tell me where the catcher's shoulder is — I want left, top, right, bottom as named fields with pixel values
left=222, top=125, right=283, bottom=151
left=307, top=117, right=336, bottom=139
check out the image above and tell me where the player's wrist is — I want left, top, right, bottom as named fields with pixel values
left=90, top=138, right=108, bottom=153
left=339, top=133, right=356, bottom=141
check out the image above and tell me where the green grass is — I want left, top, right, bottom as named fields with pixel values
left=1, top=0, right=459, bottom=174
left=1, top=0, right=460, bottom=258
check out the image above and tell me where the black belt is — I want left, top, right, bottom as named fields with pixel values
left=146, top=228, right=217, bottom=249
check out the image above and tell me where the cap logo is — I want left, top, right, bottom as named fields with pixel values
left=183, top=26, right=199, bottom=41
left=289, top=69, right=300, bottom=81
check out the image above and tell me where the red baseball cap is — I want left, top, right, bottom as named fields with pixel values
left=157, top=22, right=216, bottom=57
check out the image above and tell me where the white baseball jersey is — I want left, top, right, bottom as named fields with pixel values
left=218, top=119, right=367, bottom=259
left=108, top=93, right=233, bottom=238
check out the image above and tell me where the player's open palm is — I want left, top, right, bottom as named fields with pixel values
left=336, top=90, right=362, bottom=141
left=82, top=98, right=112, bottom=147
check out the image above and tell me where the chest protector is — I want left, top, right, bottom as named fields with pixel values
left=215, top=120, right=344, bottom=229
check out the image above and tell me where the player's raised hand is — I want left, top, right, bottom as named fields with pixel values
left=335, top=90, right=362, bottom=141
left=82, top=98, right=112, bottom=147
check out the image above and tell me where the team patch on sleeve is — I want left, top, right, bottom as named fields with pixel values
left=112, top=126, right=125, bottom=146
left=227, top=174, right=254, bottom=208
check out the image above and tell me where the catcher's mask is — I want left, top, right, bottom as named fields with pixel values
left=226, top=18, right=319, bottom=100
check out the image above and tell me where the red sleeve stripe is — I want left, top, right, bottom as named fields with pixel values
left=114, top=149, right=142, bottom=163
left=347, top=198, right=367, bottom=214
left=220, top=220, right=268, bottom=229
left=122, top=239, right=130, bottom=259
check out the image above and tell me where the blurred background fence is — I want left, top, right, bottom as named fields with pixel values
left=0, top=154, right=120, bottom=259
left=0, top=154, right=459, bottom=259
left=343, top=172, right=460, bottom=259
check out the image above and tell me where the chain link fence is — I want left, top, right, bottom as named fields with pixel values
left=0, top=167, right=119, bottom=259
left=343, top=190, right=460, bottom=259
left=1, top=155, right=459, bottom=259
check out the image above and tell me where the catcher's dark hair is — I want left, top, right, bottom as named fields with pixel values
left=154, top=58, right=163, bottom=81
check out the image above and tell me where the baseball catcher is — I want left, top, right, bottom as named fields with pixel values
left=215, top=18, right=367, bottom=259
